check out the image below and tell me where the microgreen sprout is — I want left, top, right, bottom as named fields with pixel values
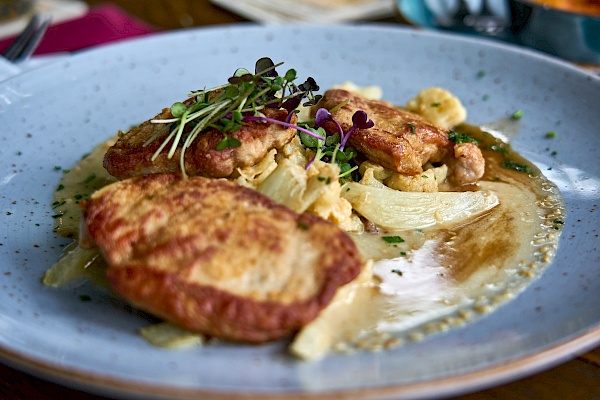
left=149, top=57, right=322, bottom=177
left=302, top=105, right=372, bottom=176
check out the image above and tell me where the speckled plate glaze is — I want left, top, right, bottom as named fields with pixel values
left=0, top=25, right=599, bottom=400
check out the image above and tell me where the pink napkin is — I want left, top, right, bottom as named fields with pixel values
left=0, top=3, right=159, bottom=56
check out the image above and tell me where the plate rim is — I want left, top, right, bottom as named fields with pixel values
left=1, top=327, right=599, bottom=399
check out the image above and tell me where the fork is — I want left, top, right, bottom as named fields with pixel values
left=2, top=13, right=52, bottom=63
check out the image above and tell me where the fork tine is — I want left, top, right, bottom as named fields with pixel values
left=13, top=14, right=51, bottom=63
left=2, top=13, right=51, bottom=62
left=2, top=14, right=41, bottom=61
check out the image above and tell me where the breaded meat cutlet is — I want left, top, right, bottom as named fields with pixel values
left=320, top=89, right=484, bottom=185
left=104, top=107, right=297, bottom=179
left=80, top=174, right=362, bottom=343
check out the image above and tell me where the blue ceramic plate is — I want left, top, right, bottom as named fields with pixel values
left=0, top=24, right=599, bottom=399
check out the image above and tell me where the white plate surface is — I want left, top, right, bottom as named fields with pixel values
left=0, top=24, right=599, bottom=399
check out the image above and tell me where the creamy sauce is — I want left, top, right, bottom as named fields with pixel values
left=291, top=125, right=564, bottom=359
left=51, top=125, right=564, bottom=358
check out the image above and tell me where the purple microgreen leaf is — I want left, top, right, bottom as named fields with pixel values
left=340, top=111, right=374, bottom=150
left=314, top=108, right=332, bottom=127
left=298, top=77, right=319, bottom=92
left=228, top=68, right=253, bottom=84
left=282, top=96, right=303, bottom=122
left=314, top=108, right=344, bottom=140
left=242, top=115, right=325, bottom=141
left=352, top=110, right=375, bottom=130
left=255, top=57, right=278, bottom=77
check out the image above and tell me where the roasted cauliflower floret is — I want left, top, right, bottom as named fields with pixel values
left=406, top=87, right=467, bottom=130
left=385, top=165, right=448, bottom=193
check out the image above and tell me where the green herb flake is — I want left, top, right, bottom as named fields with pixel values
left=83, top=174, right=97, bottom=184
left=52, top=201, right=66, bottom=209
left=382, top=236, right=405, bottom=244
left=298, top=221, right=309, bottom=231
left=408, top=123, right=416, bottom=135
left=552, top=219, right=564, bottom=230
left=391, top=269, right=404, bottom=277
left=448, top=130, right=478, bottom=144
left=482, top=94, right=490, bottom=101
left=477, top=70, right=486, bottom=78
left=512, top=110, right=524, bottom=120
left=431, top=102, right=441, bottom=107
left=56, top=184, right=65, bottom=191
left=501, top=160, right=531, bottom=173
left=545, top=131, right=557, bottom=138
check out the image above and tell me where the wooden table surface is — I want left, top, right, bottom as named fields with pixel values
left=1, top=1, right=599, bottom=399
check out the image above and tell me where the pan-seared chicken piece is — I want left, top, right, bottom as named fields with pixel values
left=104, top=107, right=297, bottom=179
left=320, top=89, right=484, bottom=185
left=81, top=173, right=362, bottom=343
left=450, top=142, right=486, bottom=186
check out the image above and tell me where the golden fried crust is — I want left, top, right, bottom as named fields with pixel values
left=104, top=108, right=297, bottom=179
left=321, top=89, right=453, bottom=175
left=82, top=174, right=362, bottom=343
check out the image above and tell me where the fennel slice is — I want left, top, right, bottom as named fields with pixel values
left=43, top=242, right=100, bottom=287
left=341, top=182, right=499, bottom=230
left=140, top=322, right=205, bottom=349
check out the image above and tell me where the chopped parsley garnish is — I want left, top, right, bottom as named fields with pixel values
left=298, top=221, right=309, bottom=230
left=84, top=174, right=96, bottom=184
left=512, top=110, right=524, bottom=120
left=545, top=131, right=557, bottom=138
left=382, top=236, right=405, bottom=244
left=408, top=123, right=417, bottom=134
left=52, top=201, right=66, bottom=209
left=391, top=269, right=404, bottom=276
left=552, top=219, right=564, bottom=230
left=448, top=130, right=478, bottom=144
left=501, top=160, right=531, bottom=173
